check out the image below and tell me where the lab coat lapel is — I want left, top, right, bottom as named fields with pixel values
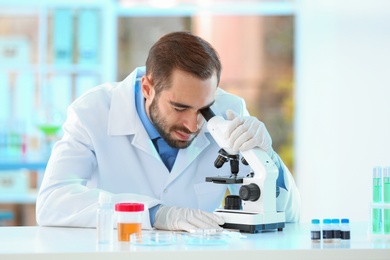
left=107, top=69, right=139, bottom=136
left=165, top=131, right=210, bottom=186
left=107, top=67, right=159, bottom=159
left=132, top=128, right=160, bottom=159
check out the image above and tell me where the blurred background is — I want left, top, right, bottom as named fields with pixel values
left=0, top=0, right=389, bottom=227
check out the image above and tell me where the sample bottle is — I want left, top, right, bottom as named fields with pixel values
left=322, top=219, right=333, bottom=242
left=115, top=203, right=144, bottom=242
left=331, top=218, right=341, bottom=242
left=310, top=219, right=321, bottom=242
left=372, top=166, right=382, bottom=234
left=340, top=218, right=351, bottom=240
left=97, top=192, right=114, bottom=244
left=384, top=167, right=390, bottom=234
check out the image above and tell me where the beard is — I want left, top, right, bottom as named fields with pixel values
left=149, top=97, right=200, bottom=149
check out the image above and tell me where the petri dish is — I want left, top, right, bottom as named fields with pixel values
left=130, top=232, right=177, bottom=246
left=184, top=229, right=231, bottom=246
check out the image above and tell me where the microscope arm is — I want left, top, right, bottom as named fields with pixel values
left=201, top=108, right=279, bottom=213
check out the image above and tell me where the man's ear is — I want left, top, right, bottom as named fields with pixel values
left=141, top=76, right=154, bottom=99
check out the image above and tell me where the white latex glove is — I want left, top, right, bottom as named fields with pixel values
left=153, top=205, right=225, bottom=232
left=225, top=109, right=273, bottom=155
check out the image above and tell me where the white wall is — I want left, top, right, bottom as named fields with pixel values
left=295, top=0, right=390, bottom=223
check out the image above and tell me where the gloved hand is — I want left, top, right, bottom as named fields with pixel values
left=153, top=205, right=225, bottom=232
left=225, top=110, right=273, bottom=156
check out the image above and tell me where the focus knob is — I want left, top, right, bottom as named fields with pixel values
left=239, top=183, right=261, bottom=201
left=224, top=195, right=242, bottom=210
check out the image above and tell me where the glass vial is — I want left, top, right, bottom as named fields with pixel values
left=97, top=192, right=114, bottom=244
left=322, top=219, right=333, bottom=242
left=372, top=166, right=382, bottom=234
left=331, top=219, right=341, bottom=242
left=340, top=218, right=351, bottom=240
left=310, top=219, right=321, bottom=242
left=384, top=167, right=390, bottom=234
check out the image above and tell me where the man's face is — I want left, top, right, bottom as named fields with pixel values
left=142, top=69, right=218, bottom=149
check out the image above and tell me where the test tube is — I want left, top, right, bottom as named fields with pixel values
left=97, top=193, right=114, bottom=244
left=372, top=166, right=382, bottom=234
left=384, top=167, right=390, bottom=234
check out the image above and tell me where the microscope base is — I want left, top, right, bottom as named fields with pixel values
left=221, top=221, right=285, bottom=233
left=214, top=209, right=285, bottom=233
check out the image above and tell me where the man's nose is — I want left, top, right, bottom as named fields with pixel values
left=183, top=112, right=201, bottom=133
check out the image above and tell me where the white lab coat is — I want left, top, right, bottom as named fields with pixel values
left=36, top=67, right=301, bottom=229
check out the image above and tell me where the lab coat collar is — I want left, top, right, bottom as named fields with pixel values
left=108, top=67, right=145, bottom=136
left=107, top=67, right=160, bottom=158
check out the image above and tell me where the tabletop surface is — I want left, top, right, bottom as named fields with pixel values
left=0, top=222, right=389, bottom=260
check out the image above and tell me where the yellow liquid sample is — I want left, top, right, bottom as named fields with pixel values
left=117, top=222, right=142, bottom=241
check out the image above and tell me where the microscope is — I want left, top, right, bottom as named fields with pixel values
left=200, top=108, right=285, bottom=233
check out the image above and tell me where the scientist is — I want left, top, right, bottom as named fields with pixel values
left=36, top=31, right=300, bottom=231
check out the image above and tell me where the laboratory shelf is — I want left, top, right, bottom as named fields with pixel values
left=0, top=155, right=47, bottom=170
left=0, top=193, right=37, bottom=204
left=0, top=161, right=47, bottom=171
left=0, top=64, right=101, bottom=75
left=116, top=1, right=296, bottom=17
left=0, top=157, right=46, bottom=204
left=45, top=64, right=102, bottom=74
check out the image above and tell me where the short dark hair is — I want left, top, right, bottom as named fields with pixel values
left=145, top=31, right=222, bottom=95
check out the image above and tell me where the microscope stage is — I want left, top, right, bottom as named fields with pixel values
left=205, top=176, right=244, bottom=184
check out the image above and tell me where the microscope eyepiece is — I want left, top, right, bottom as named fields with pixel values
left=200, top=107, right=215, bottom=122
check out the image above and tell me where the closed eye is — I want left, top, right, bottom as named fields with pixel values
left=170, top=101, right=191, bottom=112
left=169, top=100, right=215, bottom=113
left=173, top=107, right=186, bottom=112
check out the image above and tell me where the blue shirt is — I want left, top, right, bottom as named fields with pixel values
left=134, top=78, right=179, bottom=171
left=134, top=78, right=177, bottom=224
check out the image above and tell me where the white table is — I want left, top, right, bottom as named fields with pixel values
left=0, top=223, right=389, bottom=260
